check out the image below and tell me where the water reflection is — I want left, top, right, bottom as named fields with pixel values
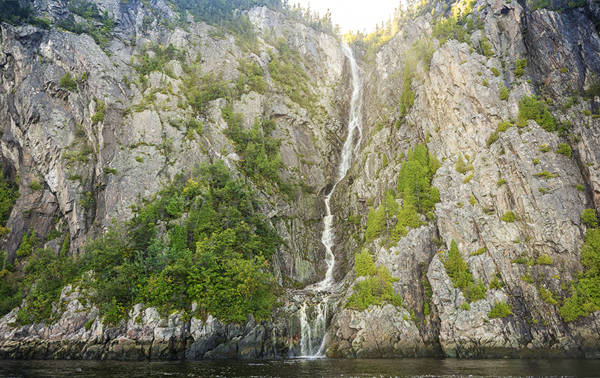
left=1, top=358, right=598, bottom=377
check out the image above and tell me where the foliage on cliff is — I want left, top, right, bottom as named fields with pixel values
left=365, top=144, right=440, bottom=243
left=346, top=249, right=403, bottom=311
left=3, top=161, right=281, bottom=325
left=560, top=209, right=600, bottom=322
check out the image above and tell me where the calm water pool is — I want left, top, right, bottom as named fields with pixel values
left=1, top=358, right=599, bottom=377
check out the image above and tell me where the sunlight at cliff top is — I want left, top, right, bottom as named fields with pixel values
left=293, top=0, right=403, bottom=32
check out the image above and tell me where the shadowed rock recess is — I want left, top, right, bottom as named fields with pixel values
left=1, top=0, right=600, bottom=360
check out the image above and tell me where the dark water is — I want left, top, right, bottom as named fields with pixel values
left=1, top=358, right=599, bottom=377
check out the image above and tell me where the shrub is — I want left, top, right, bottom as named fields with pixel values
left=455, top=155, right=473, bottom=174
left=488, top=301, right=513, bottom=318
left=497, top=121, right=512, bottom=132
left=444, top=240, right=487, bottom=302
left=535, top=253, right=553, bottom=265
left=91, top=99, right=105, bottom=124
left=582, top=209, right=598, bottom=228
left=470, top=247, right=486, bottom=256
left=555, top=143, right=572, bottom=157
left=487, top=132, right=499, bottom=147
left=346, top=252, right=402, bottom=311
left=539, top=286, right=558, bottom=305
left=0, top=170, right=19, bottom=226
left=535, top=171, right=558, bottom=180
left=490, top=67, right=501, bottom=77
left=29, top=180, right=42, bottom=191
left=489, top=273, right=504, bottom=289
left=355, top=249, right=377, bottom=277
left=497, top=179, right=507, bottom=187
left=518, top=95, right=556, bottom=132
left=576, top=184, right=585, bottom=192
left=539, top=144, right=551, bottom=153
left=514, top=58, right=527, bottom=78
left=560, top=229, right=600, bottom=322
left=480, top=37, right=494, bottom=57
left=499, top=85, right=509, bottom=101
left=59, top=72, right=78, bottom=92
left=501, top=211, right=516, bottom=222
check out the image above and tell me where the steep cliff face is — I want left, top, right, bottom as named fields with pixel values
left=327, top=0, right=600, bottom=359
left=1, top=0, right=600, bottom=361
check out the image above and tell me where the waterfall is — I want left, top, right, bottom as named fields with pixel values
left=297, top=42, right=363, bottom=358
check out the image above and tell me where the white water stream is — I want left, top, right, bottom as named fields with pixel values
left=297, top=42, right=363, bottom=358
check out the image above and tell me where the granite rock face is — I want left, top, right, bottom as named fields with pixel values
left=2, top=0, right=600, bottom=360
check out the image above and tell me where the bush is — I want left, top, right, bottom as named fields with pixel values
left=365, top=206, right=386, bottom=243
left=455, top=155, right=473, bottom=174
left=514, top=58, right=527, bottom=78
left=535, top=171, right=558, bottom=180
left=91, top=99, right=105, bottom=124
left=539, top=286, right=558, bottom=305
left=560, top=229, right=600, bottom=322
left=555, top=143, right=572, bottom=157
left=444, top=240, right=487, bottom=302
left=487, top=132, right=499, bottom=147
left=355, top=249, right=377, bottom=277
left=582, top=209, right=598, bottom=228
left=491, top=67, right=501, bottom=77
left=518, top=95, right=556, bottom=132
left=480, top=37, right=494, bottom=57
left=0, top=170, right=19, bottom=226
left=535, top=253, right=553, bottom=265
left=488, top=301, right=513, bottom=318
left=501, top=211, right=516, bottom=223
left=59, top=72, right=78, bottom=92
left=499, top=85, right=509, bottom=101
left=346, top=252, right=402, bottom=311
left=497, top=121, right=512, bottom=133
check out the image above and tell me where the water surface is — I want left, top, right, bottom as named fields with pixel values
left=1, top=358, right=599, bottom=377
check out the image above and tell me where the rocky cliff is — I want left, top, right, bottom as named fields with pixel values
left=1, top=0, right=600, bottom=360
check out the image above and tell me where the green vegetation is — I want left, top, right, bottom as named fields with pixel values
left=444, top=240, right=487, bottom=302
left=134, top=43, right=186, bottom=77
left=365, top=144, right=440, bottom=243
left=499, top=85, right=510, bottom=101
left=2, top=162, right=282, bottom=325
left=501, top=211, right=516, bottom=223
left=539, top=144, right=551, bottom=153
left=480, top=37, right=494, bottom=58
left=0, top=0, right=50, bottom=27
left=268, top=39, right=315, bottom=111
left=581, top=209, right=598, bottom=228
left=222, top=105, right=292, bottom=198
left=536, top=253, right=553, bottom=265
left=488, top=301, right=513, bottom=318
left=490, top=67, right=501, bottom=77
left=0, top=170, right=19, bottom=229
left=489, top=273, right=504, bottom=289
left=535, top=171, right=558, bottom=180
left=470, top=247, right=486, bottom=256
left=560, top=224, right=600, bottom=322
left=398, top=38, right=434, bottom=118
left=91, top=99, right=105, bottom=124
left=57, top=0, right=115, bottom=50
left=59, top=72, right=78, bottom=92
left=236, top=59, right=267, bottom=94
left=497, top=121, right=513, bottom=133
left=555, top=143, right=572, bottom=157
left=539, top=286, right=558, bottom=305
left=514, top=58, right=527, bottom=78
left=455, top=155, right=473, bottom=174
left=517, top=95, right=556, bottom=132
left=29, top=180, right=42, bottom=191
left=487, top=132, right=499, bottom=147
left=346, top=250, right=402, bottom=310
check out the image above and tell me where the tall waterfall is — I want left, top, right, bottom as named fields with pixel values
left=297, top=42, right=363, bottom=358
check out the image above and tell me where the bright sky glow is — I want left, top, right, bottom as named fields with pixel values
left=292, top=0, right=402, bottom=33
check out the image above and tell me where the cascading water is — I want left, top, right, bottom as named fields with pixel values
left=297, top=42, right=363, bottom=358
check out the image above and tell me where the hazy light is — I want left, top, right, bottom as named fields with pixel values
left=291, top=0, right=402, bottom=33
